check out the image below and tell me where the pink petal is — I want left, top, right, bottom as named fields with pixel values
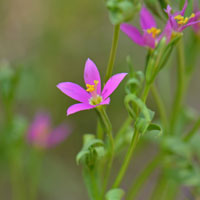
left=102, top=73, right=127, bottom=100
left=162, top=21, right=173, bottom=42
left=140, top=6, right=156, bottom=30
left=84, top=58, right=101, bottom=94
left=67, top=103, right=94, bottom=115
left=120, top=23, right=145, bottom=46
left=27, top=112, right=51, bottom=143
left=143, top=32, right=156, bottom=48
left=180, top=0, right=188, bottom=16
left=100, top=97, right=110, bottom=105
left=46, top=124, right=71, bottom=148
left=165, top=5, right=172, bottom=16
left=181, top=20, right=200, bottom=31
left=57, top=82, right=90, bottom=103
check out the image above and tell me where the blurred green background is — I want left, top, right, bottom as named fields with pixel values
left=0, top=0, right=200, bottom=199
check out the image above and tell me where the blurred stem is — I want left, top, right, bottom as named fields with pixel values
left=112, top=83, right=151, bottom=188
left=10, top=158, right=26, bottom=200
left=83, top=167, right=101, bottom=200
left=96, top=106, right=114, bottom=194
left=163, top=181, right=179, bottom=200
left=97, top=119, right=104, bottom=140
left=170, top=39, right=185, bottom=134
left=114, top=117, right=132, bottom=144
left=126, top=152, right=163, bottom=200
left=150, top=173, right=167, bottom=200
left=184, top=117, right=200, bottom=142
left=151, top=84, right=168, bottom=131
left=28, top=150, right=43, bottom=200
left=105, top=24, right=120, bottom=82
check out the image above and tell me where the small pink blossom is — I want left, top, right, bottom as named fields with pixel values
left=57, top=58, right=127, bottom=115
left=120, top=7, right=162, bottom=49
left=27, top=112, right=70, bottom=149
left=164, top=0, right=200, bottom=41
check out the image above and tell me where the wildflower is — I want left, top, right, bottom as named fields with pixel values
left=27, top=112, right=70, bottom=148
left=120, top=7, right=162, bottom=49
left=57, top=58, right=127, bottom=115
left=164, top=0, right=200, bottom=41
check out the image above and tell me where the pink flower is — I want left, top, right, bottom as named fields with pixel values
left=27, top=112, right=70, bottom=149
left=120, top=7, right=162, bottom=49
left=164, top=0, right=200, bottom=41
left=57, top=58, right=127, bottom=115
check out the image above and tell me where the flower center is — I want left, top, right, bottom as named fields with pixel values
left=174, top=13, right=195, bottom=25
left=86, top=80, right=102, bottom=105
left=89, top=95, right=103, bottom=106
left=147, top=27, right=161, bottom=38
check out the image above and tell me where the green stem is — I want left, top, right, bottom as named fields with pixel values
left=163, top=181, right=179, bottom=200
left=151, top=84, right=168, bottom=131
left=150, top=173, right=167, bottom=200
left=10, top=158, right=26, bottom=200
left=96, top=107, right=114, bottom=194
left=83, top=167, right=100, bottom=200
left=112, top=84, right=151, bottom=188
left=105, top=24, right=120, bottom=82
left=112, top=129, right=140, bottom=188
left=126, top=152, right=163, bottom=200
left=170, top=39, right=185, bottom=134
left=184, top=117, right=200, bottom=142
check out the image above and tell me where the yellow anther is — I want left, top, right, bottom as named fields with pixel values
left=177, top=17, right=188, bottom=25
left=175, top=13, right=195, bottom=25
left=86, top=84, right=95, bottom=92
left=86, top=80, right=99, bottom=93
left=189, top=13, right=195, bottom=18
left=147, top=27, right=161, bottom=38
left=174, top=15, right=184, bottom=20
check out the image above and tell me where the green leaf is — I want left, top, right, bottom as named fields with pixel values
left=147, top=123, right=163, bottom=136
left=106, top=0, right=141, bottom=25
left=76, top=134, right=105, bottom=167
left=124, top=94, right=154, bottom=134
left=106, top=188, right=125, bottom=200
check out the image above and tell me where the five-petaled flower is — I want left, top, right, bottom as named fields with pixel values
left=27, top=112, right=70, bottom=149
left=57, top=58, right=127, bottom=115
left=120, top=6, right=162, bottom=49
left=164, top=0, right=200, bottom=41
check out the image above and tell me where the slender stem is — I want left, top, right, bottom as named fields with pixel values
left=170, top=39, right=185, bottom=134
left=163, top=181, right=179, bottom=200
left=150, top=173, right=167, bottom=200
left=126, top=152, right=163, bottom=200
left=184, top=117, right=200, bottom=142
left=112, top=129, right=140, bottom=188
left=141, top=83, right=151, bottom=102
left=96, top=107, right=114, bottom=194
left=83, top=167, right=100, bottom=200
left=151, top=84, right=168, bottom=131
left=105, top=24, right=120, bottom=82
left=10, top=158, right=26, bottom=200
left=97, top=119, right=104, bottom=140
left=112, top=84, right=151, bottom=188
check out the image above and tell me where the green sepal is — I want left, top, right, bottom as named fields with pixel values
left=125, top=56, right=144, bottom=95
